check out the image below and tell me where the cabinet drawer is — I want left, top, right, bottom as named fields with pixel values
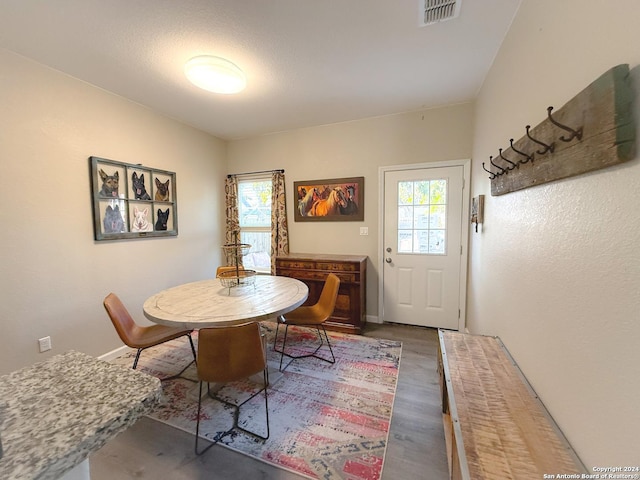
left=279, top=269, right=356, bottom=283
left=276, top=260, right=316, bottom=270
left=315, top=262, right=358, bottom=272
left=334, top=272, right=358, bottom=283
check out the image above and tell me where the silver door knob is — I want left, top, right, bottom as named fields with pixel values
left=385, top=258, right=392, bottom=263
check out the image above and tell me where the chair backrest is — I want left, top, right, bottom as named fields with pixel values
left=197, top=322, right=266, bottom=383
left=103, top=293, right=138, bottom=347
left=216, top=265, right=245, bottom=277
left=314, top=273, right=341, bottom=319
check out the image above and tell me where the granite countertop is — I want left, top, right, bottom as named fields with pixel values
left=0, top=350, right=161, bottom=480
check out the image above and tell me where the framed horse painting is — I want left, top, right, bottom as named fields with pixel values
left=294, top=176, right=364, bottom=222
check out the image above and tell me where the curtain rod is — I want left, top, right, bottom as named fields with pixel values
left=227, top=168, right=284, bottom=178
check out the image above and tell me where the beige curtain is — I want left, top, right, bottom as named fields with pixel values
left=270, top=171, right=289, bottom=274
left=224, top=176, right=240, bottom=265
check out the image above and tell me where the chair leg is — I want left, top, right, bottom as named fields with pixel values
left=133, top=334, right=198, bottom=382
left=187, top=333, right=197, bottom=365
left=274, top=322, right=336, bottom=372
left=132, top=349, right=143, bottom=369
left=319, top=325, right=336, bottom=364
left=195, top=381, right=230, bottom=455
left=273, top=318, right=282, bottom=352
left=259, top=325, right=270, bottom=386
left=273, top=319, right=287, bottom=371
left=233, top=368, right=270, bottom=441
left=160, top=333, right=198, bottom=381
left=273, top=321, right=290, bottom=371
left=194, top=370, right=270, bottom=455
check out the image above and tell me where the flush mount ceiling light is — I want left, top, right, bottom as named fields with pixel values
left=184, top=55, right=247, bottom=94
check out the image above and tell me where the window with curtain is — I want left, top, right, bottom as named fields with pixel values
left=237, top=176, right=272, bottom=273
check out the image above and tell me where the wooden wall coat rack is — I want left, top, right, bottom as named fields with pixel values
left=483, top=64, right=635, bottom=196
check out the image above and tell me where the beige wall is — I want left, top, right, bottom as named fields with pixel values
left=469, top=0, right=640, bottom=467
left=227, top=104, right=475, bottom=318
left=0, top=48, right=227, bottom=374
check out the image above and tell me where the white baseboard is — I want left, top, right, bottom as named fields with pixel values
left=98, top=345, right=132, bottom=362
left=366, top=315, right=381, bottom=324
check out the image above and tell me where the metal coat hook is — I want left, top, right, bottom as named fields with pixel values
left=482, top=162, right=497, bottom=179
left=547, top=106, right=583, bottom=142
left=510, top=138, right=534, bottom=164
left=490, top=155, right=507, bottom=175
left=526, top=125, right=555, bottom=155
left=499, top=148, right=518, bottom=170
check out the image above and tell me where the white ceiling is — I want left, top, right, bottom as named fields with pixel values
left=0, top=0, right=521, bottom=140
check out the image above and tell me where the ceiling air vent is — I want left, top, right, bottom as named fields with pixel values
left=421, top=0, right=461, bottom=26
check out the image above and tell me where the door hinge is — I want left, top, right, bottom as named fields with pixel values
left=460, top=245, right=463, bottom=255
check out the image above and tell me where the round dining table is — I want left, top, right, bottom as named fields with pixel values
left=143, top=275, right=309, bottom=329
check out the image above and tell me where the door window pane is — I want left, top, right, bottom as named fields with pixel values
left=414, top=206, right=429, bottom=229
left=398, top=230, right=413, bottom=253
left=430, top=180, right=447, bottom=204
left=414, top=230, right=430, bottom=253
left=398, top=206, right=413, bottom=230
left=396, top=179, right=448, bottom=255
left=429, top=230, right=446, bottom=254
left=398, top=181, right=413, bottom=205
left=414, top=181, right=430, bottom=205
left=429, top=205, right=446, bottom=229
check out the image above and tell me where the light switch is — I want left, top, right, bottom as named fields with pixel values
left=359, top=227, right=368, bottom=236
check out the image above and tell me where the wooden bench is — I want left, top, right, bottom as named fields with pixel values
left=437, top=330, right=587, bottom=479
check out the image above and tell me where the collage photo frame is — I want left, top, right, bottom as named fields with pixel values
left=90, top=156, right=178, bottom=241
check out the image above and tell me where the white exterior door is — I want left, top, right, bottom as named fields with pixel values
left=381, top=164, right=466, bottom=330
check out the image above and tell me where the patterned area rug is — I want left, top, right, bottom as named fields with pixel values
left=110, top=323, right=401, bottom=480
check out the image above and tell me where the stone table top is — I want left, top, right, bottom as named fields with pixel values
left=143, top=275, right=309, bottom=329
left=0, top=350, right=161, bottom=480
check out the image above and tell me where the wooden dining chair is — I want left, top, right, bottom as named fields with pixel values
left=216, top=265, right=244, bottom=276
left=273, top=273, right=340, bottom=372
left=103, top=293, right=196, bottom=377
left=195, top=322, right=269, bottom=455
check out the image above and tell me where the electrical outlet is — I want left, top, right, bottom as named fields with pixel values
left=38, top=336, right=52, bottom=353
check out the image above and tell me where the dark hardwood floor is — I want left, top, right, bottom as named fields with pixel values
left=90, top=323, right=449, bottom=479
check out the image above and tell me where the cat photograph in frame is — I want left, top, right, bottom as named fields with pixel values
left=90, top=156, right=178, bottom=241
left=294, top=176, right=364, bottom=222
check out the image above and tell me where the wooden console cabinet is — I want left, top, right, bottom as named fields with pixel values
left=437, top=330, right=586, bottom=479
left=275, top=253, right=366, bottom=334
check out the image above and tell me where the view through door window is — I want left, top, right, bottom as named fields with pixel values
left=238, top=178, right=272, bottom=272
left=397, top=179, right=447, bottom=255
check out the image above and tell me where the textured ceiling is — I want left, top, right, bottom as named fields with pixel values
left=0, top=0, right=521, bottom=140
